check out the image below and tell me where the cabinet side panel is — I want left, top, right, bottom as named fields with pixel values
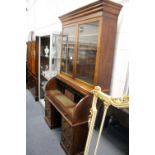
left=27, top=42, right=32, bottom=72
left=35, top=37, right=39, bottom=77
left=31, top=42, right=36, bottom=75
left=97, top=17, right=118, bottom=92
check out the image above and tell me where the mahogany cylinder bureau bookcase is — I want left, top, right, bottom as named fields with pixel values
left=44, top=0, right=122, bottom=155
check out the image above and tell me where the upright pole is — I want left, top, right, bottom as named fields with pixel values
left=84, top=87, right=100, bottom=155
left=84, top=86, right=129, bottom=155
left=93, top=104, right=109, bottom=155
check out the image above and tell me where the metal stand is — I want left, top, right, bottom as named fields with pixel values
left=84, top=86, right=129, bottom=155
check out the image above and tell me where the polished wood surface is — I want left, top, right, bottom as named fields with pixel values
left=45, top=76, right=92, bottom=125
left=27, top=38, right=39, bottom=101
left=44, top=75, right=92, bottom=155
left=56, top=74, right=93, bottom=95
left=60, top=118, right=88, bottom=155
left=59, top=0, right=121, bottom=25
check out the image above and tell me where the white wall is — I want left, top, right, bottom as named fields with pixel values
left=26, top=0, right=96, bottom=36
left=110, top=0, right=129, bottom=96
left=26, top=0, right=129, bottom=97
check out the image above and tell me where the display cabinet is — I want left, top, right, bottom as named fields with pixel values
left=61, top=22, right=99, bottom=85
left=27, top=34, right=61, bottom=101
left=39, top=34, right=61, bottom=100
left=40, top=36, right=50, bottom=99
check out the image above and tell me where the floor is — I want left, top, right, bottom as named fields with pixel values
left=26, top=90, right=128, bottom=155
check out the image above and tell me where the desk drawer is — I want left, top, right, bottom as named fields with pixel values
left=44, top=98, right=61, bottom=128
left=45, top=100, right=52, bottom=119
left=61, top=134, right=72, bottom=154
left=61, top=118, right=73, bottom=141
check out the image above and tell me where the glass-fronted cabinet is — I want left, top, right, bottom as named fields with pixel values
left=40, top=36, right=50, bottom=98
left=59, top=0, right=122, bottom=92
left=61, top=20, right=100, bottom=86
left=39, top=34, right=61, bottom=100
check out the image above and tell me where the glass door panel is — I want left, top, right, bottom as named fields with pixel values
left=61, top=26, right=76, bottom=75
left=51, top=34, right=61, bottom=76
left=76, top=21, right=99, bottom=84
left=40, top=36, right=50, bottom=99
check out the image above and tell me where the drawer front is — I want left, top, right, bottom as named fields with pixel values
left=45, top=108, right=52, bottom=119
left=45, top=100, right=52, bottom=119
left=61, top=134, right=72, bottom=154
left=61, top=118, right=73, bottom=142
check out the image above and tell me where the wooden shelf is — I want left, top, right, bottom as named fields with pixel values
left=78, top=47, right=96, bottom=51
left=62, top=46, right=96, bottom=51
left=41, top=55, right=49, bottom=59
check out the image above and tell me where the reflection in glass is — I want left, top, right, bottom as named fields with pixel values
left=51, top=34, right=61, bottom=73
left=40, top=36, right=50, bottom=99
left=76, top=21, right=99, bottom=84
left=61, top=26, right=75, bottom=75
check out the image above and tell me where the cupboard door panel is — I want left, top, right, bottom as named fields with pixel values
left=76, top=21, right=99, bottom=84
left=61, top=26, right=76, bottom=75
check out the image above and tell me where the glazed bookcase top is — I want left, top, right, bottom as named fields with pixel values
left=59, top=0, right=122, bottom=93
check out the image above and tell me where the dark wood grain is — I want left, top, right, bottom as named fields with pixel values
left=26, top=38, right=39, bottom=101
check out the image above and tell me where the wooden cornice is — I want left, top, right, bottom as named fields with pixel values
left=59, top=0, right=122, bottom=22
